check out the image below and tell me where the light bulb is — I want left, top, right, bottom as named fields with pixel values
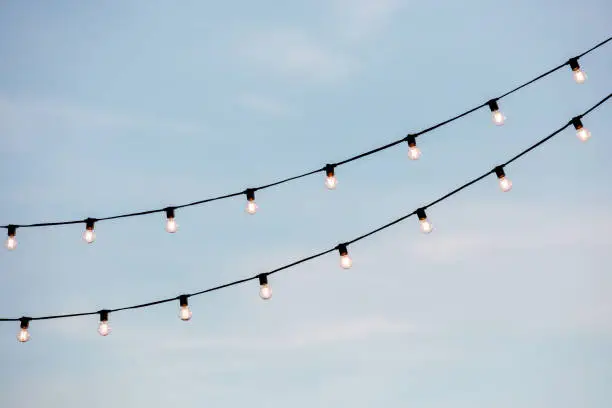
left=178, top=295, right=192, bottom=320
left=6, top=225, right=17, bottom=250
left=488, top=100, right=505, bottom=126
left=245, top=189, right=257, bottom=214
left=569, top=57, right=587, bottom=84
left=165, top=208, right=178, bottom=233
left=83, top=218, right=96, bottom=243
left=416, top=208, right=433, bottom=234
left=494, top=166, right=512, bottom=192
left=17, top=318, right=31, bottom=343
left=325, top=164, right=337, bottom=189
left=338, top=244, right=352, bottom=269
left=98, top=310, right=111, bottom=336
left=572, top=117, right=591, bottom=142
left=259, top=274, right=272, bottom=300
left=406, top=135, right=421, bottom=160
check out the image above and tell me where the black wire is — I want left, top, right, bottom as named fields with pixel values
left=2, top=37, right=609, bottom=230
left=1, top=94, right=608, bottom=323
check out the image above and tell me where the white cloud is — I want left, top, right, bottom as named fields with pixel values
left=332, top=0, right=402, bottom=41
left=236, top=93, right=295, bottom=117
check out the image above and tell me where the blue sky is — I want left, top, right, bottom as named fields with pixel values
left=1, top=1, right=611, bottom=407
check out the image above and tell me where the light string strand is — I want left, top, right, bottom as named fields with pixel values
left=2, top=37, right=610, bottom=230
left=2, top=92, right=609, bottom=324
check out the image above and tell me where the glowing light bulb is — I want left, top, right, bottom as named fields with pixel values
left=165, top=208, right=178, bottom=233
left=569, top=57, right=587, bottom=84
left=17, top=318, right=31, bottom=343
left=416, top=208, right=433, bottom=234
left=83, top=218, right=96, bottom=243
left=572, top=117, right=591, bottom=142
left=245, top=189, right=257, bottom=214
left=259, top=274, right=272, bottom=300
left=338, top=244, right=352, bottom=269
left=488, top=100, right=505, bottom=126
left=494, top=166, right=512, bottom=192
left=6, top=225, right=17, bottom=250
left=98, top=310, right=111, bottom=336
left=178, top=295, right=192, bottom=320
left=325, top=164, right=337, bottom=190
left=406, top=135, right=421, bottom=160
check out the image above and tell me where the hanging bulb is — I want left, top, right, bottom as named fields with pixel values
left=165, top=207, right=178, bottom=233
left=83, top=218, right=96, bottom=243
left=17, top=318, right=31, bottom=343
left=98, top=310, right=111, bottom=336
left=572, top=117, right=591, bottom=142
left=569, top=57, right=587, bottom=84
left=416, top=208, right=433, bottom=234
left=259, top=274, right=272, bottom=300
left=494, top=166, right=512, bottom=192
left=178, top=295, right=192, bottom=320
left=338, top=243, right=352, bottom=269
left=325, top=164, right=337, bottom=189
left=5, top=225, right=17, bottom=250
left=488, top=99, right=505, bottom=126
left=245, top=189, right=258, bottom=214
left=406, top=135, right=421, bottom=160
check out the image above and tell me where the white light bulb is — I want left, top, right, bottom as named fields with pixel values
left=340, top=254, right=353, bottom=269
left=492, top=110, right=505, bottom=126
left=573, top=69, right=587, bottom=84
left=246, top=200, right=258, bottom=214
left=166, top=217, right=178, bottom=233
left=5, top=235, right=17, bottom=250
left=576, top=127, right=591, bottom=142
left=98, top=321, right=111, bottom=336
left=325, top=175, right=337, bottom=189
left=498, top=176, right=512, bottom=192
left=408, top=146, right=421, bottom=160
left=179, top=305, right=192, bottom=321
left=83, top=228, right=96, bottom=243
left=17, top=328, right=30, bottom=343
left=259, top=284, right=272, bottom=300
left=419, top=219, right=433, bottom=234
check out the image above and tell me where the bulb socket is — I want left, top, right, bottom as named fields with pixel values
left=179, top=295, right=189, bottom=307
left=165, top=207, right=175, bottom=219
left=7, top=224, right=17, bottom=237
left=85, top=218, right=96, bottom=230
left=246, top=188, right=255, bottom=201
left=416, top=208, right=427, bottom=221
left=20, top=317, right=31, bottom=329
left=99, top=310, right=109, bottom=322
left=325, top=164, right=335, bottom=178
left=487, top=99, right=499, bottom=112
left=568, top=57, right=580, bottom=71
left=337, top=243, right=348, bottom=256
left=494, top=166, right=506, bottom=179
left=571, top=116, right=583, bottom=130
left=258, top=274, right=268, bottom=286
left=406, top=134, right=417, bottom=147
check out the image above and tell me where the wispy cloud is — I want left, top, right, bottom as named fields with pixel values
left=332, top=0, right=402, bottom=41
left=236, top=93, right=296, bottom=117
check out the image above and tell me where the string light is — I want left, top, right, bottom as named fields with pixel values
left=494, top=166, right=512, bottom=192
left=5, top=224, right=17, bottom=250
left=165, top=207, right=178, bottom=233
left=569, top=57, right=587, bottom=84
left=83, top=218, right=96, bottom=244
left=325, top=164, right=337, bottom=189
left=338, top=244, right=352, bottom=269
left=572, top=116, right=591, bottom=142
left=416, top=208, right=433, bottom=234
left=98, top=310, right=111, bottom=336
left=488, top=99, right=505, bottom=126
left=406, top=135, right=421, bottom=160
left=17, top=317, right=31, bottom=343
left=245, top=189, right=258, bottom=214
left=178, top=295, right=192, bottom=320
left=259, top=274, right=272, bottom=300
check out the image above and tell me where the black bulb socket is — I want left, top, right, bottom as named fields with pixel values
left=258, top=274, right=268, bottom=286
left=85, top=218, right=96, bottom=230
left=7, top=224, right=17, bottom=237
left=487, top=99, right=499, bottom=112
left=494, top=166, right=506, bottom=179
left=568, top=57, right=580, bottom=71
left=571, top=117, right=583, bottom=130
left=179, top=295, right=189, bottom=307
left=325, top=164, right=335, bottom=178
left=99, top=310, right=109, bottom=322
left=165, top=207, right=175, bottom=219
left=337, top=243, right=348, bottom=256
left=246, top=189, right=256, bottom=201
left=416, top=208, right=427, bottom=221
left=20, top=317, right=31, bottom=329
left=406, top=135, right=417, bottom=147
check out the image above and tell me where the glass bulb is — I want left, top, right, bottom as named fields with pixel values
left=246, top=200, right=258, bottom=214
left=83, top=228, right=96, bottom=243
left=179, top=305, right=192, bottom=321
left=166, top=217, right=178, bottom=233
left=259, top=284, right=272, bottom=300
left=17, top=328, right=30, bottom=343
left=408, top=146, right=421, bottom=160
left=325, top=175, right=337, bottom=190
left=576, top=127, right=591, bottom=142
left=98, top=321, right=111, bottom=336
left=498, top=176, right=512, bottom=192
left=419, top=219, right=433, bottom=234
left=492, top=110, right=505, bottom=126
left=5, top=236, right=17, bottom=250
left=340, top=254, right=352, bottom=269
left=573, top=69, right=587, bottom=84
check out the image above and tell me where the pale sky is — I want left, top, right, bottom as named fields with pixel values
left=1, top=1, right=611, bottom=407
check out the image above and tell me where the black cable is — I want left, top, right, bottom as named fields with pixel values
left=2, top=37, right=610, bottom=230
left=1, top=93, right=608, bottom=323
